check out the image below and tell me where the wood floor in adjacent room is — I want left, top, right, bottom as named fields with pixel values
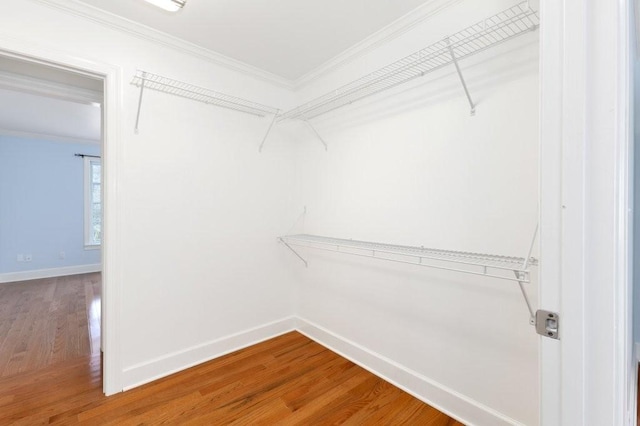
left=0, top=274, right=464, bottom=425
left=0, top=273, right=101, bottom=377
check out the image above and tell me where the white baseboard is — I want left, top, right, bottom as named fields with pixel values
left=122, top=316, right=297, bottom=391
left=0, top=263, right=102, bottom=283
left=120, top=316, right=523, bottom=424
left=295, top=317, right=523, bottom=426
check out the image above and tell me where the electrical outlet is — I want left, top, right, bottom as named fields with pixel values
left=59, top=251, right=66, bottom=260
left=17, top=254, right=23, bottom=262
left=25, top=254, right=32, bottom=262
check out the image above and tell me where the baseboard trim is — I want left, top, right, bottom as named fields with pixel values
left=295, top=317, right=523, bottom=426
left=0, top=263, right=102, bottom=283
left=122, top=316, right=297, bottom=391
left=119, top=316, right=524, bottom=424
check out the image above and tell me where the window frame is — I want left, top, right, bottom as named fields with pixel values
left=84, top=156, right=102, bottom=249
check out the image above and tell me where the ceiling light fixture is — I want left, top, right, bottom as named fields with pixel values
left=143, top=0, right=186, bottom=12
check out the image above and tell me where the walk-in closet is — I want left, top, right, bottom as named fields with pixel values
left=0, top=0, right=633, bottom=424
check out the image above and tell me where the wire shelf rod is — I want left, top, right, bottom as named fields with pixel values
left=286, top=241, right=531, bottom=282
left=283, top=240, right=527, bottom=282
left=280, top=234, right=537, bottom=283
left=277, top=3, right=538, bottom=121
left=285, top=238, right=530, bottom=273
left=130, top=70, right=280, bottom=118
left=283, top=234, right=537, bottom=267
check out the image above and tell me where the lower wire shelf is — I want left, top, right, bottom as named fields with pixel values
left=279, top=234, right=536, bottom=282
left=279, top=233, right=539, bottom=324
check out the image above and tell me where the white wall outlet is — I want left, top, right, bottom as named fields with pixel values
left=59, top=251, right=66, bottom=260
left=16, top=254, right=23, bottom=262
left=25, top=254, right=32, bottom=262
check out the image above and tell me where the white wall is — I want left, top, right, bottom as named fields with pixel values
left=1, top=0, right=299, bottom=390
left=289, top=1, right=540, bottom=424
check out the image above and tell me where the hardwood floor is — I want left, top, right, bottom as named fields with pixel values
left=0, top=337, right=464, bottom=426
left=0, top=275, right=463, bottom=424
left=0, top=273, right=101, bottom=378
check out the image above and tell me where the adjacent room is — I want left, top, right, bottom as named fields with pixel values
left=0, top=55, right=103, bottom=381
left=0, top=0, right=633, bottom=425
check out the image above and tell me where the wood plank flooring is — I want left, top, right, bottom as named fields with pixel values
left=0, top=274, right=464, bottom=424
left=0, top=273, right=100, bottom=378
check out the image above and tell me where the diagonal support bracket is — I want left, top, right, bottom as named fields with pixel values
left=258, top=111, right=280, bottom=152
left=302, top=119, right=328, bottom=151
left=516, top=275, right=536, bottom=325
left=279, top=238, right=308, bottom=267
left=134, top=71, right=147, bottom=134
left=517, top=223, right=539, bottom=325
left=446, top=39, right=476, bottom=116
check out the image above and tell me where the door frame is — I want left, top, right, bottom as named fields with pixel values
left=0, top=33, right=124, bottom=395
left=539, top=0, right=634, bottom=424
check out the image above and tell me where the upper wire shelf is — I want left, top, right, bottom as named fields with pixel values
left=131, top=71, right=280, bottom=117
left=277, top=2, right=539, bottom=122
left=279, top=234, right=537, bottom=283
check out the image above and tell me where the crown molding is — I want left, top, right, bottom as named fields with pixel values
left=28, top=0, right=294, bottom=89
left=292, top=0, right=462, bottom=89
left=0, top=70, right=102, bottom=104
left=0, top=127, right=100, bottom=145
left=25, top=0, right=461, bottom=91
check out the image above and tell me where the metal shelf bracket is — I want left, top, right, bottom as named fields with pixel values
left=446, top=38, right=476, bottom=116
left=259, top=112, right=280, bottom=152
left=303, top=119, right=328, bottom=151
left=517, top=224, right=538, bottom=325
left=279, top=237, right=308, bottom=267
left=134, top=71, right=146, bottom=134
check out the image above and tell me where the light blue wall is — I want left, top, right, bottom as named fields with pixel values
left=0, top=136, right=100, bottom=274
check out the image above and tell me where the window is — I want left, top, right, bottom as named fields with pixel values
left=84, top=157, right=101, bottom=248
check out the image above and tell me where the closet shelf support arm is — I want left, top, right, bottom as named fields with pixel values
left=259, top=112, right=279, bottom=152
left=519, top=223, right=539, bottom=325
left=134, top=72, right=147, bottom=134
left=446, top=39, right=476, bottom=116
left=279, top=238, right=308, bottom=267
left=303, top=119, right=328, bottom=151
left=516, top=275, right=536, bottom=325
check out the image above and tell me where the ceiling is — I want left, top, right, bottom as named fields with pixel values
left=0, top=88, right=101, bottom=142
left=0, top=56, right=103, bottom=93
left=75, top=0, right=432, bottom=80
left=0, top=56, right=102, bottom=142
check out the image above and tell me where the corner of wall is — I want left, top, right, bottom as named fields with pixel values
left=295, top=317, right=525, bottom=426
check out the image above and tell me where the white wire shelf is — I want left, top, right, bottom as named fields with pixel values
left=131, top=70, right=280, bottom=117
left=279, top=234, right=537, bottom=283
left=277, top=2, right=539, bottom=122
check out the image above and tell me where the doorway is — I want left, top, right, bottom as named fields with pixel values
left=0, top=51, right=115, bottom=393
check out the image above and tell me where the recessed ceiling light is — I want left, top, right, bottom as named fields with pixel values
left=143, top=0, right=186, bottom=12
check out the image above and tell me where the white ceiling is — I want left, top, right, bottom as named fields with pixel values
left=0, top=56, right=103, bottom=93
left=75, top=0, right=432, bottom=80
left=0, top=56, right=102, bottom=142
left=0, top=88, right=101, bottom=142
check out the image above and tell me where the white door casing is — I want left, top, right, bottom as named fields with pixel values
left=0, top=32, right=125, bottom=396
left=539, top=0, right=633, bottom=425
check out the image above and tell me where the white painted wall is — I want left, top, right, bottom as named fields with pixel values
left=288, top=1, right=540, bottom=424
left=1, top=0, right=299, bottom=390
